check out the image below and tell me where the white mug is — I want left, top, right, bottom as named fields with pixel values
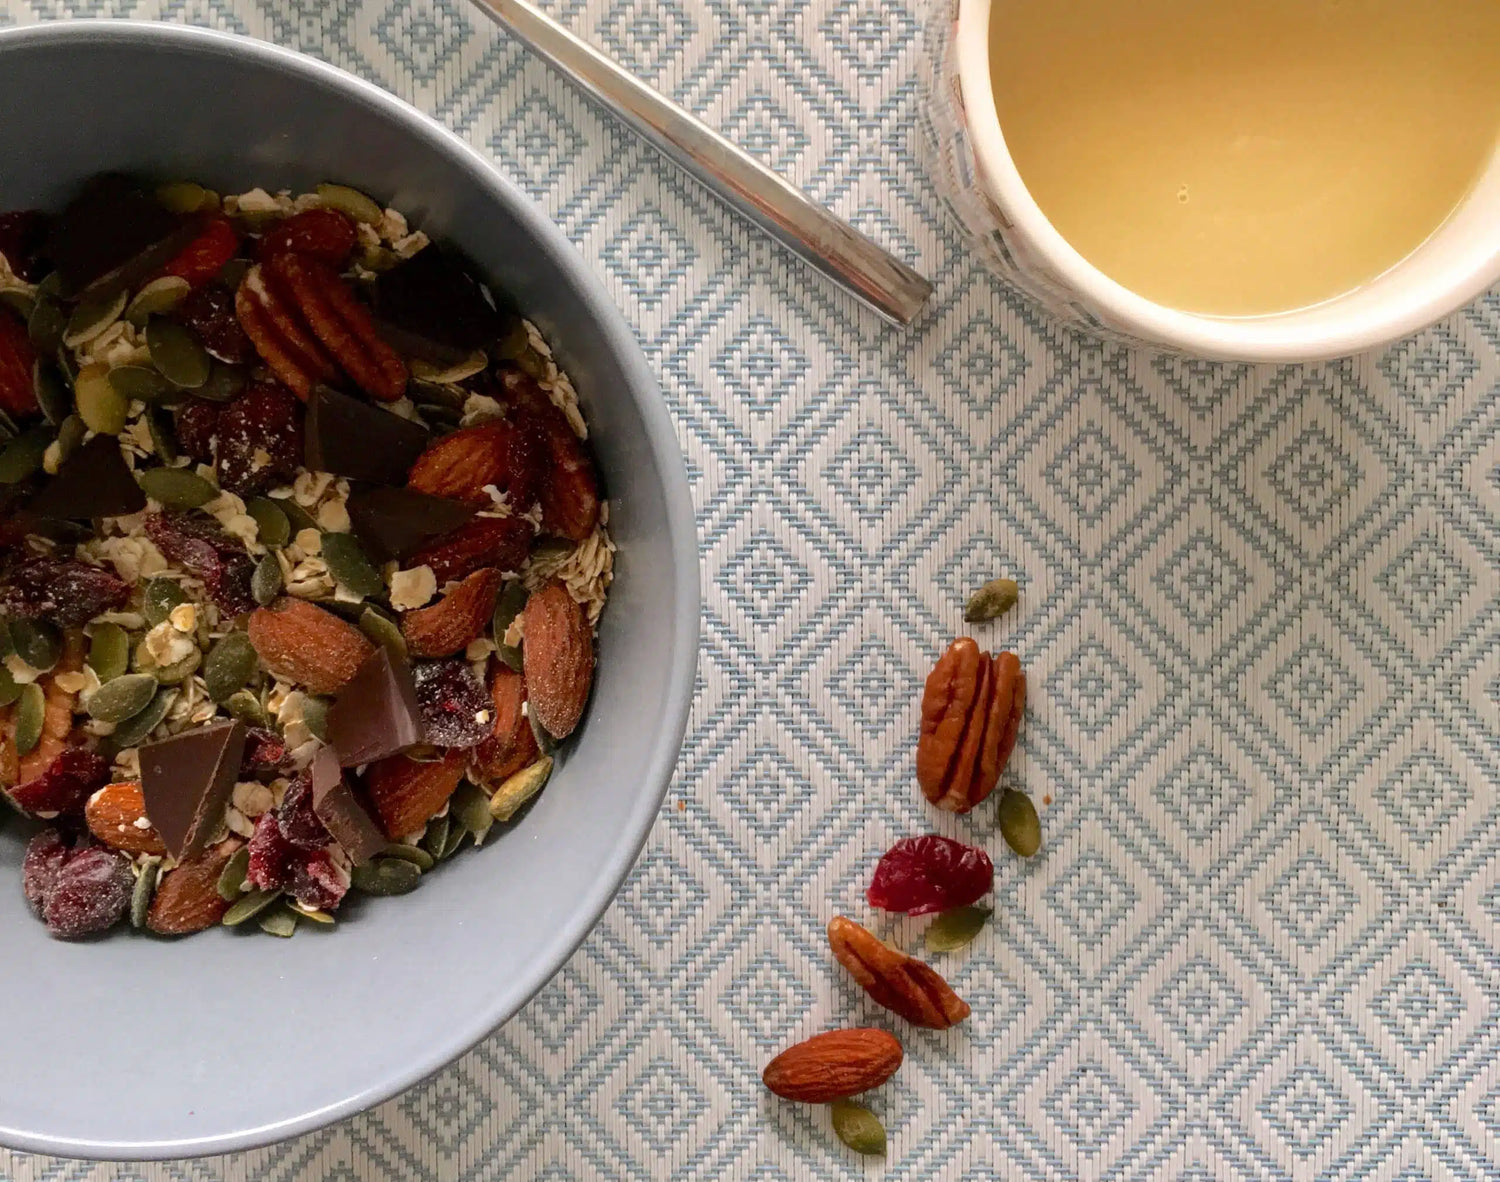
left=922, top=0, right=1500, bottom=360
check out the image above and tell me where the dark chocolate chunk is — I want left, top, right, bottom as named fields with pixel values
left=27, top=434, right=147, bottom=521
left=309, top=746, right=386, bottom=865
left=304, top=385, right=430, bottom=485
left=138, top=720, right=247, bottom=860
left=345, top=486, right=476, bottom=563
left=45, top=175, right=198, bottom=300
left=372, top=246, right=506, bottom=358
left=327, top=646, right=423, bottom=768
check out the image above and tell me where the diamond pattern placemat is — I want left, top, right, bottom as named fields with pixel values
left=3, top=2, right=1500, bottom=1179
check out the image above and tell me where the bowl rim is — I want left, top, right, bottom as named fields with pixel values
left=0, top=18, right=700, bottom=1161
left=955, top=0, right=1500, bottom=360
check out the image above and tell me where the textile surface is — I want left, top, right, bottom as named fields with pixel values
left=2, top=1, right=1500, bottom=1178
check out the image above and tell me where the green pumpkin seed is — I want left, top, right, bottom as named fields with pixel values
left=0, top=617, right=12, bottom=659
left=494, top=643, right=522, bottom=673
left=450, top=780, right=495, bottom=846
left=142, top=578, right=189, bottom=626
left=259, top=906, right=299, bottom=937
left=411, top=350, right=488, bottom=385
left=145, top=406, right=179, bottom=462
left=125, top=276, right=191, bottom=327
left=491, top=580, right=527, bottom=648
left=146, top=317, right=210, bottom=389
left=109, top=364, right=173, bottom=403
left=315, top=182, right=384, bottom=224
left=54, top=345, right=79, bottom=387
left=53, top=414, right=87, bottom=466
left=191, top=362, right=246, bottom=403
left=408, top=380, right=467, bottom=410
left=223, top=689, right=271, bottom=729
left=965, top=577, right=1019, bottom=623
left=87, top=673, right=159, bottom=724
left=358, top=605, right=407, bottom=661
left=514, top=345, right=549, bottom=382
left=0, top=424, right=54, bottom=484
left=997, top=788, right=1041, bottom=858
left=494, top=317, right=529, bottom=360
left=217, top=845, right=251, bottom=902
left=0, top=663, right=18, bottom=708
left=31, top=357, right=71, bottom=425
left=0, top=289, right=36, bottom=322
left=153, top=646, right=201, bottom=686
left=156, top=181, right=210, bottom=214
left=130, top=856, right=162, bottom=929
left=277, top=498, right=319, bottom=535
left=0, top=404, right=17, bottom=442
left=381, top=843, right=434, bottom=871
left=489, top=755, right=552, bottom=822
left=529, top=710, right=556, bottom=757
left=422, top=813, right=451, bottom=861
left=201, top=632, right=257, bottom=703
left=28, top=296, right=66, bottom=355
left=925, top=905, right=992, bottom=954
left=351, top=856, right=422, bottom=896
left=830, top=1101, right=886, bottom=1156
left=106, top=687, right=177, bottom=750
left=531, top=538, right=575, bottom=564
left=74, top=365, right=128, bottom=435
left=137, top=466, right=217, bottom=509
left=250, top=552, right=283, bottom=607
left=62, top=287, right=127, bottom=348
left=14, top=682, right=44, bottom=755
left=439, top=823, right=467, bottom=860
left=246, top=497, right=290, bottom=548
left=320, top=532, right=383, bottom=599
left=87, top=622, right=131, bottom=682
left=10, top=618, right=61, bottom=671
left=301, top=695, right=330, bottom=742
left=222, top=888, right=281, bottom=926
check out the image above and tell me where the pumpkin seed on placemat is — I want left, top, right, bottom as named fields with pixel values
left=450, top=780, right=495, bottom=847
left=87, top=622, right=131, bottom=682
left=14, top=682, right=44, bottom=755
left=830, top=1101, right=886, bottom=1156
left=0, top=425, right=54, bottom=484
left=251, top=552, right=283, bottom=606
left=31, top=357, right=71, bottom=425
left=217, top=846, right=251, bottom=902
left=245, top=497, right=290, bottom=548
left=125, top=276, right=190, bottom=326
left=130, top=857, right=162, bottom=929
left=203, top=631, right=257, bottom=703
left=997, top=788, right=1041, bottom=858
left=350, top=857, right=422, bottom=897
left=321, top=532, right=383, bottom=599
left=107, top=686, right=176, bottom=750
left=109, top=364, right=173, bottom=404
left=87, top=673, right=159, bottom=724
left=62, top=287, right=126, bottom=348
left=222, top=888, right=281, bottom=927
left=146, top=316, right=210, bottom=389
left=142, top=578, right=188, bottom=626
left=315, top=182, right=384, bottom=224
left=11, top=618, right=61, bottom=671
left=925, top=905, right=992, bottom=954
left=74, top=365, right=128, bottom=435
left=137, top=466, right=216, bottom=509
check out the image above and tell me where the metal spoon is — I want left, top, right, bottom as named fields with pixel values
left=466, top=0, right=933, bottom=325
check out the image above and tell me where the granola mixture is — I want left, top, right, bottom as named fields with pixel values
left=0, top=176, right=610, bottom=938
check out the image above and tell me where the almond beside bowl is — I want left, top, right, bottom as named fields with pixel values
left=0, top=20, right=697, bottom=1160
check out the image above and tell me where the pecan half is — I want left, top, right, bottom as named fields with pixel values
left=827, top=916, right=970, bottom=1030
left=236, top=254, right=406, bottom=402
left=916, top=639, right=1023, bottom=813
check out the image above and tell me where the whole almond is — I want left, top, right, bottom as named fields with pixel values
left=827, top=916, right=970, bottom=1029
left=362, top=748, right=467, bottom=840
left=84, top=781, right=167, bottom=855
left=148, top=838, right=243, bottom=935
left=521, top=580, right=594, bottom=740
left=402, top=567, right=503, bottom=658
left=470, top=664, right=540, bottom=788
left=762, top=1028, right=903, bottom=1103
left=247, top=597, right=374, bottom=695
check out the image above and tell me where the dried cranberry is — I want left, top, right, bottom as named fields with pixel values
left=162, top=215, right=239, bottom=290
left=412, top=658, right=493, bottom=748
left=145, top=511, right=256, bottom=617
left=0, top=554, right=129, bottom=628
left=0, top=210, right=51, bottom=283
left=866, top=835, right=994, bottom=917
left=290, top=847, right=347, bottom=912
left=276, top=773, right=330, bottom=851
left=42, top=846, right=132, bottom=938
left=9, top=748, right=112, bottom=817
left=174, top=399, right=222, bottom=465
left=176, top=282, right=252, bottom=364
left=246, top=810, right=294, bottom=891
left=239, top=727, right=288, bottom=775
left=22, top=827, right=72, bottom=915
left=215, top=381, right=303, bottom=496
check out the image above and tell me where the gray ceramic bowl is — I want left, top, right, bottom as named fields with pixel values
left=0, top=20, right=697, bottom=1160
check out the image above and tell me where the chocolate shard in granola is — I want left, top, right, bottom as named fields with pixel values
left=327, top=645, right=423, bottom=767
left=28, top=434, right=147, bottom=521
left=45, top=174, right=198, bottom=300
left=304, top=385, right=430, bottom=486
left=345, top=485, right=476, bottom=564
left=309, top=745, right=385, bottom=865
left=372, top=246, right=507, bottom=360
left=138, top=720, right=247, bottom=860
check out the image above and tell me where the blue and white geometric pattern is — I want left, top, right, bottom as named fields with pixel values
left=3, top=2, right=1500, bottom=1179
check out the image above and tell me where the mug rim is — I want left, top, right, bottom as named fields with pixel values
left=956, top=0, right=1500, bottom=359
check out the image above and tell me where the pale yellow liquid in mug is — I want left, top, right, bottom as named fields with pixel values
left=988, top=0, right=1500, bottom=316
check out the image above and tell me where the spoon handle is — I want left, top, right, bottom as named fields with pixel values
left=466, top=0, right=934, bottom=325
